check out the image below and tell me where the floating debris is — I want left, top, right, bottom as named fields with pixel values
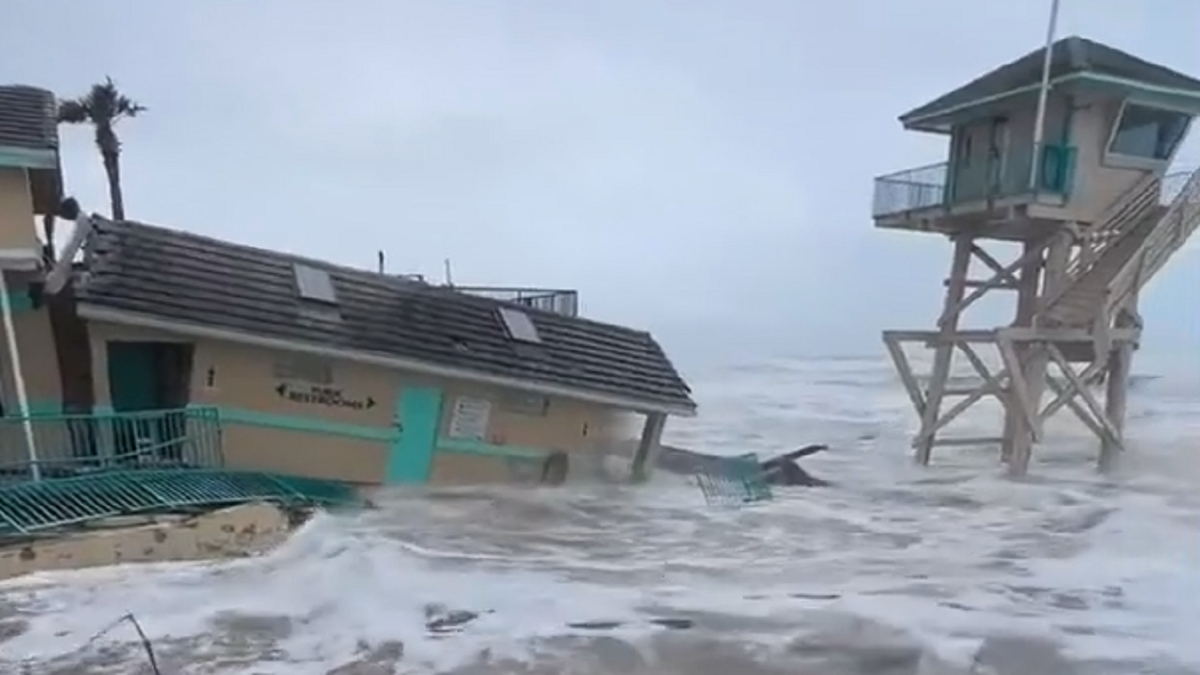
left=695, top=454, right=774, bottom=506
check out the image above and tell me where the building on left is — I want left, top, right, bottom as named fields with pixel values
left=0, top=83, right=697, bottom=487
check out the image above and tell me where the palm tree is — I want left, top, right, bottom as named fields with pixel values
left=58, top=77, right=145, bottom=221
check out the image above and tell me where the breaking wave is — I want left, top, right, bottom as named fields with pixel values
left=2, top=354, right=1197, bottom=674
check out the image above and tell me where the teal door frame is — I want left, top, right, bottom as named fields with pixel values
left=386, top=387, right=444, bottom=484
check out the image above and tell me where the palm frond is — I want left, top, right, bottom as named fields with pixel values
left=57, top=99, right=90, bottom=124
left=60, top=77, right=146, bottom=125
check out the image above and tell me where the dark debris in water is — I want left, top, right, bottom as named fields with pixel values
left=424, top=604, right=492, bottom=635
left=565, top=617, right=696, bottom=631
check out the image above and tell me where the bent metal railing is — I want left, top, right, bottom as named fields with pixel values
left=0, top=469, right=360, bottom=535
left=0, top=406, right=224, bottom=483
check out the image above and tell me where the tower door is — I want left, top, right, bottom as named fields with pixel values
left=986, top=117, right=1010, bottom=196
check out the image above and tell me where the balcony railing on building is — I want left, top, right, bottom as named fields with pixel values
left=454, top=286, right=580, bottom=317
left=872, top=143, right=1079, bottom=218
left=0, top=407, right=224, bottom=483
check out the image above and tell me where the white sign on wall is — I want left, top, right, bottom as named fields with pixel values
left=448, top=396, right=492, bottom=441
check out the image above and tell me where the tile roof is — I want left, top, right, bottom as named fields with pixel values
left=901, top=36, right=1200, bottom=125
left=0, top=85, right=58, bottom=151
left=75, top=218, right=696, bottom=413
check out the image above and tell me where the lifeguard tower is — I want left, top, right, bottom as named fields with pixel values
left=874, top=37, right=1200, bottom=476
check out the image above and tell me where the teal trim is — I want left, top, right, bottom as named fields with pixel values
left=0, top=146, right=57, bottom=169
left=5, top=291, right=34, bottom=314
left=387, top=387, right=442, bottom=484
left=33, top=401, right=554, bottom=466
left=3, top=400, right=61, bottom=417
left=905, top=82, right=1045, bottom=127
left=213, top=406, right=396, bottom=442
left=437, top=437, right=549, bottom=460
left=1077, top=73, right=1200, bottom=103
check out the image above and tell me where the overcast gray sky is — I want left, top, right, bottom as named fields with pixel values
left=2, top=0, right=1198, bottom=364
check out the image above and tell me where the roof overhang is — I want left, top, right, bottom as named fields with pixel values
left=0, top=144, right=62, bottom=216
left=901, top=72, right=1200, bottom=133
left=76, top=304, right=699, bottom=418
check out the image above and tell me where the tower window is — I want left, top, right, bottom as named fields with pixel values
left=1108, top=103, right=1191, bottom=162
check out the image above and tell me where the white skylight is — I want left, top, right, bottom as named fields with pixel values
left=497, top=306, right=541, bottom=343
left=293, top=263, right=337, bottom=304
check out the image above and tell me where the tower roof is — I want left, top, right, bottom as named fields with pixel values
left=901, top=36, right=1200, bottom=129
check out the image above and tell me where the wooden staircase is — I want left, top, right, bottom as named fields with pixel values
left=1043, top=167, right=1200, bottom=331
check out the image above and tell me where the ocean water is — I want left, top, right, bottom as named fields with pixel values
left=1, top=353, right=1198, bottom=674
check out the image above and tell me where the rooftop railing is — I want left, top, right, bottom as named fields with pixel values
left=454, top=286, right=580, bottom=317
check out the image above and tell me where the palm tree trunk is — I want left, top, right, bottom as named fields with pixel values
left=101, top=149, right=125, bottom=221
left=41, top=214, right=56, bottom=265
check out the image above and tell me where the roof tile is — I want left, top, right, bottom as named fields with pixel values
left=0, top=85, right=58, bottom=151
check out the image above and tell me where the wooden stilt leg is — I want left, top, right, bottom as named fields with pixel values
left=1100, top=342, right=1131, bottom=472
left=914, top=235, right=972, bottom=465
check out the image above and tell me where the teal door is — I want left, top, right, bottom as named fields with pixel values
left=386, top=387, right=443, bottom=484
left=107, top=342, right=159, bottom=411
left=106, top=342, right=161, bottom=461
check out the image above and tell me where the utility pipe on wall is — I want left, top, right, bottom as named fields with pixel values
left=1029, top=0, right=1063, bottom=191
left=0, top=270, right=40, bottom=480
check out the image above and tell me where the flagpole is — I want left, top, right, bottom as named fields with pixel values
left=1029, top=0, right=1063, bottom=190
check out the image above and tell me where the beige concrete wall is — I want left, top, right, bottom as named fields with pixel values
left=0, top=305, right=64, bottom=472
left=948, top=91, right=1163, bottom=224
left=0, top=305, right=63, bottom=408
left=86, top=321, right=636, bottom=485
left=0, top=168, right=38, bottom=252
left=1056, top=92, right=1161, bottom=224
left=0, top=502, right=295, bottom=581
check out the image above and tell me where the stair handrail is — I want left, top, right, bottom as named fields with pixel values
left=1106, top=165, right=1200, bottom=312
left=1046, top=173, right=1162, bottom=313
left=1062, top=174, right=1161, bottom=280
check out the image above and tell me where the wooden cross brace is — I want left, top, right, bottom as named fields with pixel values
left=883, top=336, right=1015, bottom=448
left=937, top=237, right=1057, bottom=328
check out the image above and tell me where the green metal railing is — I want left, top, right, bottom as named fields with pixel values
left=0, top=469, right=360, bottom=535
left=695, top=454, right=773, bottom=506
left=873, top=143, right=1078, bottom=217
left=0, top=407, right=224, bottom=483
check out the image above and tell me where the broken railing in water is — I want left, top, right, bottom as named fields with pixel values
left=695, top=453, right=774, bottom=506
left=0, top=406, right=224, bottom=483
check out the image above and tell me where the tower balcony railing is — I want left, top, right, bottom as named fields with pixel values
left=453, top=286, right=580, bottom=317
left=873, top=143, right=1078, bottom=218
